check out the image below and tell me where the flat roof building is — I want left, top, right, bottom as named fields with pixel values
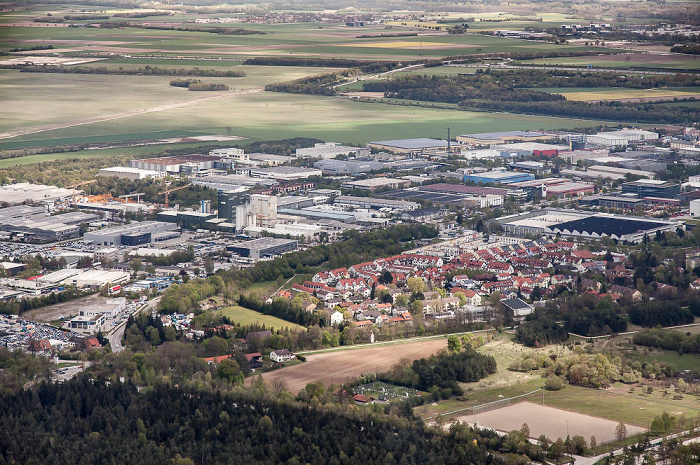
left=367, top=138, right=450, bottom=155
left=457, top=131, right=554, bottom=145
left=464, top=170, right=534, bottom=185
left=313, top=159, right=384, bottom=175
left=334, top=195, right=418, bottom=211
left=0, top=183, right=76, bottom=206
left=227, top=237, right=298, bottom=260
left=621, top=179, right=680, bottom=199
left=341, top=178, right=410, bottom=191
left=84, top=221, right=177, bottom=247
left=98, top=167, right=165, bottom=181
left=249, top=166, right=322, bottom=181
left=295, top=143, right=366, bottom=159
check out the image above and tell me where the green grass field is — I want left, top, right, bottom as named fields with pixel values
left=535, top=86, right=700, bottom=101
left=220, top=305, right=304, bottom=331
left=0, top=67, right=608, bottom=152
left=521, top=54, right=700, bottom=71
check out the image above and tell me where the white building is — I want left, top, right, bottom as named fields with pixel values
left=295, top=142, right=366, bottom=159
left=250, top=194, right=278, bottom=228
left=98, top=167, right=165, bottom=181
left=691, top=199, right=700, bottom=218
left=209, top=148, right=250, bottom=162
left=78, top=297, right=127, bottom=319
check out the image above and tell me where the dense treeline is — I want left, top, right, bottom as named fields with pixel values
left=187, top=82, right=229, bottom=91
left=0, top=378, right=519, bottom=465
left=238, top=293, right=321, bottom=327
left=362, top=73, right=699, bottom=124
left=0, top=349, right=52, bottom=394
left=515, top=317, right=568, bottom=347
left=671, top=44, right=700, bottom=55
left=9, top=45, right=54, bottom=52
left=219, top=224, right=439, bottom=285
left=628, top=301, right=694, bottom=328
left=563, top=307, right=627, bottom=336
left=0, top=288, right=95, bottom=315
left=410, top=348, right=497, bottom=394
left=63, top=14, right=109, bottom=20
left=244, top=56, right=375, bottom=67
left=158, top=277, right=219, bottom=314
left=17, top=65, right=246, bottom=77
left=633, top=328, right=700, bottom=355
left=112, top=11, right=171, bottom=18
left=169, top=78, right=200, bottom=87
left=265, top=72, right=342, bottom=96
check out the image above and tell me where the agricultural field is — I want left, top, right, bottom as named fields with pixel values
left=521, top=53, right=700, bottom=71
left=536, top=86, right=700, bottom=102
left=255, top=337, right=449, bottom=394
left=0, top=13, right=603, bottom=60
left=220, top=305, right=305, bottom=332
left=0, top=69, right=608, bottom=151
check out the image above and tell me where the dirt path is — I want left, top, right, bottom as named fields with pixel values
left=0, top=87, right=263, bottom=140
left=252, top=337, right=448, bottom=394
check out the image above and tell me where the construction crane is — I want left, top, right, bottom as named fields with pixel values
left=118, top=192, right=145, bottom=204
left=158, top=183, right=189, bottom=208
left=68, top=179, right=97, bottom=203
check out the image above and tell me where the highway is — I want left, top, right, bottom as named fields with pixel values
left=107, top=296, right=161, bottom=353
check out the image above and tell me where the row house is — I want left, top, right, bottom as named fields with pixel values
left=291, top=283, right=315, bottom=294
left=337, top=277, right=368, bottom=292
left=481, top=280, right=514, bottom=294
left=349, top=262, right=377, bottom=277
left=486, top=262, right=515, bottom=274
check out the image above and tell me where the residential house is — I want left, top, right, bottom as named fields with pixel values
left=245, top=353, right=263, bottom=369
left=270, top=349, right=296, bottom=363
left=329, top=310, right=344, bottom=326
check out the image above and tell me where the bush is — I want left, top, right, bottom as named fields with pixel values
left=544, top=374, right=564, bottom=391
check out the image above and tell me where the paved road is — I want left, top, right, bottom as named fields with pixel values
left=107, top=296, right=161, bottom=353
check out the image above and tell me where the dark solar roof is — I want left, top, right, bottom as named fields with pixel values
left=551, top=216, right=667, bottom=236
left=422, top=183, right=508, bottom=195
left=501, top=298, right=532, bottom=310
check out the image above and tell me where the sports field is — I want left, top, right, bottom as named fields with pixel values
left=254, top=337, right=449, bottom=393
left=220, top=305, right=304, bottom=332
left=454, top=402, right=645, bottom=443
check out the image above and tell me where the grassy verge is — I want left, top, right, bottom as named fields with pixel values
left=220, top=305, right=305, bottom=332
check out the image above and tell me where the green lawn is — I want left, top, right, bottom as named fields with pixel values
left=520, top=54, right=700, bottom=71
left=220, top=305, right=304, bottom=331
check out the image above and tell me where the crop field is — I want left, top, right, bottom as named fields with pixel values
left=255, top=337, right=449, bottom=393
left=1, top=11, right=602, bottom=61
left=536, top=87, right=700, bottom=102
left=522, top=53, right=700, bottom=71
left=220, top=305, right=304, bottom=332
left=0, top=69, right=608, bottom=151
left=453, top=401, right=646, bottom=443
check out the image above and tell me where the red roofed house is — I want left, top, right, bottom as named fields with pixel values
left=204, top=354, right=232, bottom=365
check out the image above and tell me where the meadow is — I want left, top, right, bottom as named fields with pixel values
left=220, top=305, right=304, bottom=332
left=535, top=86, right=700, bottom=102
left=521, top=53, right=700, bottom=71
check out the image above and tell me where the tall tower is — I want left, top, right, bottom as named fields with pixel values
left=447, top=127, right=451, bottom=153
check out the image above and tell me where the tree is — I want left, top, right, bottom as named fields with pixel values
left=378, top=271, right=393, bottom=285
left=615, top=421, right=627, bottom=446
left=447, top=335, right=462, bottom=354
left=204, top=257, right=215, bottom=275
left=407, top=277, right=425, bottom=295
left=131, top=258, right=142, bottom=273
left=217, top=359, right=243, bottom=385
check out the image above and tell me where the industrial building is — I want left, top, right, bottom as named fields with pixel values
left=691, top=199, right=700, bottom=218
left=83, top=221, right=178, bottom=246
left=295, top=142, right=367, bottom=159
left=129, top=155, right=221, bottom=175
left=0, top=183, right=76, bottom=206
left=499, top=209, right=682, bottom=243
left=621, top=179, right=681, bottom=199
left=249, top=166, right=322, bottom=181
left=250, top=194, right=278, bottom=228
left=493, top=142, right=568, bottom=157
left=586, top=129, right=659, bottom=147
left=157, top=211, right=217, bottom=228
left=313, top=159, right=385, bottom=175
left=98, top=167, right=165, bottom=181
left=579, top=195, right=646, bottom=210
left=545, top=181, right=595, bottom=198
left=464, top=170, right=534, bottom=185
left=367, top=138, right=450, bottom=155
left=456, top=131, right=554, bottom=146
left=341, top=178, right=411, bottom=191
left=333, top=195, right=418, bottom=211
left=227, top=237, right=298, bottom=260
left=0, top=211, right=98, bottom=242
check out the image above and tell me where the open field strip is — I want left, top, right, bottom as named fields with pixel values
left=252, top=338, right=449, bottom=394
left=220, top=305, right=305, bottom=332
left=538, top=87, right=700, bottom=102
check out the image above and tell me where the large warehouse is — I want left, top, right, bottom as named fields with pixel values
left=367, top=138, right=450, bottom=155
left=464, top=170, right=534, bottom=185
left=227, top=238, right=298, bottom=260
left=621, top=180, right=680, bottom=199
left=499, top=209, right=683, bottom=243
left=84, top=221, right=178, bottom=246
